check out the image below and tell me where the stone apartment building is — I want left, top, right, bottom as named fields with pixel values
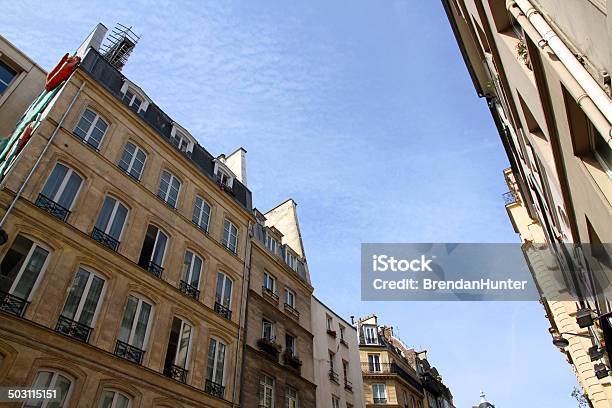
left=0, top=24, right=253, bottom=407
left=0, top=34, right=46, bottom=137
left=357, top=315, right=454, bottom=408
left=311, top=296, right=365, bottom=408
left=241, top=200, right=317, bottom=408
left=443, top=0, right=612, bottom=405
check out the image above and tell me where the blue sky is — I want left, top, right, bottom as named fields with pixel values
left=3, top=1, right=581, bottom=406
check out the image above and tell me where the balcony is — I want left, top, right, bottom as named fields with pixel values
left=55, top=315, right=92, bottom=343
left=362, top=362, right=423, bottom=392
left=0, top=290, right=29, bottom=317
left=35, top=194, right=71, bottom=222
left=204, top=379, right=225, bottom=399
left=344, top=378, right=353, bottom=392
left=373, top=397, right=388, bottom=404
left=327, top=329, right=337, bottom=338
left=179, top=280, right=200, bottom=300
left=114, top=339, right=144, bottom=365
left=257, top=337, right=281, bottom=359
left=164, top=363, right=188, bottom=383
left=328, top=369, right=339, bottom=383
left=503, top=191, right=517, bottom=205
left=214, top=301, right=232, bottom=320
left=283, top=302, right=300, bottom=320
left=282, top=350, right=302, bottom=372
left=144, top=260, right=163, bottom=278
left=262, top=286, right=279, bottom=304
left=91, top=227, right=120, bottom=251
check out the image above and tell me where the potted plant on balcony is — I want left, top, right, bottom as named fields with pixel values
left=257, top=337, right=281, bottom=356
left=283, top=350, right=302, bottom=370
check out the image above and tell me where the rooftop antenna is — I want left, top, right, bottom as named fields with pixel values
left=100, top=23, right=140, bottom=71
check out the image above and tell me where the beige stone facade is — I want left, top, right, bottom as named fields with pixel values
left=0, top=41, right=253, bottom=407
left=443, top=0, right=612, bottom=405
left=0, top=35, right=46, bottom=137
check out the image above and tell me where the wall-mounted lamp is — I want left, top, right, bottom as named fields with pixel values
left=552, top=332, right=591, bottom=349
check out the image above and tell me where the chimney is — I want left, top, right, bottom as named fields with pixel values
left=76, top=23, right=108, bottom=58
left=381, top=325, right=394, bottom=339
left=224, top=148, right=248, bottom=186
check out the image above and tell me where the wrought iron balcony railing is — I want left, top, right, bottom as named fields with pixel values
left=362, top=362, right=423, bottom=391
left=503, top=191, right=518, bottom=205
left=164, top=363, right=188, bottom=383
left=55, top=315, right=92, bottom=343
left=328, top=369, right=339, bottom=383
left=0, top=290, right=29, bottom=317
left=91, top=227, right=120, bottom=251
left=262, top=286, right=279, bottom=303
left=35, top=194, right=70, bottom=222
left=373, top=397, right=388, bottom=404
left=204, top=379, right=225, bottom=399
left=179, top=280, right=200, bottom=300
left=145, top=260, right=164, bottom=278
left=214, top=301, right=232, bottom=320
left=114, top=339, right=145, bottom=365
left=344, top=378, right=353, bottom=391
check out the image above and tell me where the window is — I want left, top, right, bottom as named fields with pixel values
left=93, top=196, right=128, bottom=250
left=0, top=235, right=50, bottom=311
left=74, top=108, right=108, bottom=150
left=24, top=370, right=72, bottom=408
left=339, top=325, right=345, bottom=340
left=163, top=317, right=192, bottom=382
left=284, top=250, right=297, bottom=271
left=192, top=196, right=211, bottom=232
left=0, top=60, right=17, bottom=93
left=222, top=219, right=238, bottom=254
left=265, top=232, right=277, bottom=254
left=138, top=224, right=168, bottom=276
left=118, top=141, right=146, bottom=181
left=216, top=168, right=232, bottom=187
left=215, top=272, right=233, bottom=309
left=262, top=319, right=275, bottom=341
left=258, top=375, right=274, bottom=408
left=123, top=88, right=144, bottom=113
left=329, top=351, right=336, bottom=371
left=363, top=325, right=378, bottom=344
left=588, top=121, right=612, bottom=178
left=157, top=170, right=181, bottom=208
left=285, top=333, right=296, bottom=355
left=181, top=251, right=202, bottom=295
left=39, top=163, right=83, bottom=213
left=368, top=354, right=381, bottom=372
left=59, top=267, right=105, bottom=335
left=372, top=383, right=387, bottom=404
left=286, top=387, right=298, bottom=408
left=206, top=338, right=227, bottom=386
left=332, top=395, right=340, bottom=408
left=284, top=288, right=295, bottom=308
left=116, top=294, right=153, bottom=363
left=326, top=315, right=333, bottom=330
left=171, top=131, right=191, bottom=153
left=99, top=390, right=131, bottom=408
left=263, top=272, right=276, bottom=293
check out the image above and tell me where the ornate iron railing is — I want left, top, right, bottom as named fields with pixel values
left=179, top=280, right=200, bottom=300
left=164, top=363, right=188, bottom=383
left=344, top=378, right=353, bottom=391
left=145, top=260, right=163, bottom=278
left=214, top=301, right=232, bottom=320
left=114, top=339, right=145, bottom=365
left=35, top=194, right=70, bottom=222
left=373, top=397, right=388, bottom=403
left=361, top=362, right=423, bottom=392
left=0, top=290, right=29, bottom=317
left=55, top=315, right=92, bottom=343
left=91, top=227, right=120, bottom=251
left=503, top=191, right=517, bottom=205
left=262, top=286, right=279, bottom=302
left=204, top=379, right=225, bottom=399
left=329, top=369, right=339, bottom=383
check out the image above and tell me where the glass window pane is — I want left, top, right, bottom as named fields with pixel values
left=0, top=60, right=17, bottom=89
left=223, top=278, right=233, bottom=307
left=190, top=256, right=201, bottom=287
left=118, top=142, right=135, bottom=172
left=152, top=231, right=167, bottom=265
left=95, top=197, right=115, bottom=232
left=133, top=301, right=151, bottom=349
left=41, top=164, right=68, bottom=200
left=12, top=246, right=49, bottom=300
left=108, top=203, right=128, bottom=240
left=56, top=171, right=82, bottom=209
left=182, top=251, right=193, bottom=282
left=99, top=391, right=114, bottom=408
left=215, top=342, right=226, bottom=383
left=116, top=394, right=130, bottom=408
left=0, top=235, right=33, bottom=293
left=61, top=268, right=89, bottom=320
left=78, top=275, right=104, bottom=326
left=206, top=339, right=216, bottom=381
left=118, top=295, right=138, bottom=343
left=53, top=374, right=72, bottom=407
left=176, top=323, right=191, bottom=367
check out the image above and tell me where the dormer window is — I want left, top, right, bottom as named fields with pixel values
left=120, top=80, right=150, bottom=115
left=284, top=249, right=298, bottom=271
left=362, top=325, right=378, bottom=345
left=213, top=160, right=236, bottom=190
left=265, top=231, right=278, bottom=254
left=170, top=123, right=195, bottom=155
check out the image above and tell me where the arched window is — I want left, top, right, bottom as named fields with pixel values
left=222, top=219, right=238, bottom=254
left=180, top=251, right=202, bottom=300
left=163, top=316, right=192, bottom=383
left=99, top=389, right=131, bottom=408
left=192, top=196, right=211, bottom=232
left=24, top=370, right=72, bottom=408
left=73, top=108, right=108, bottom=150
left=157, top=170, right=181, bottom=208
left=138, top=224, right=168, bottom=278
left=214, top=272, right=233, bottom=319
left=115, top=294, right=154, bottom=365
left=92, top=196, right=128, bottom=251
left=0, top=235, right=51, bottom=316
left=36, top=163, right=83, bottom=221
left=118, top=141, right=147, bottom=181
left=204, top=337, right=227, bottom=398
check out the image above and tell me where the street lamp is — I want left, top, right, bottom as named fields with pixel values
left=552, top=332, right=591, bottom=349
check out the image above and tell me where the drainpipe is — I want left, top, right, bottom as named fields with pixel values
left=507, top=0, right=612, bottom=140
left=233, top=219, right=253, bottom=407
left=0, top=81, right=86, bottom=229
